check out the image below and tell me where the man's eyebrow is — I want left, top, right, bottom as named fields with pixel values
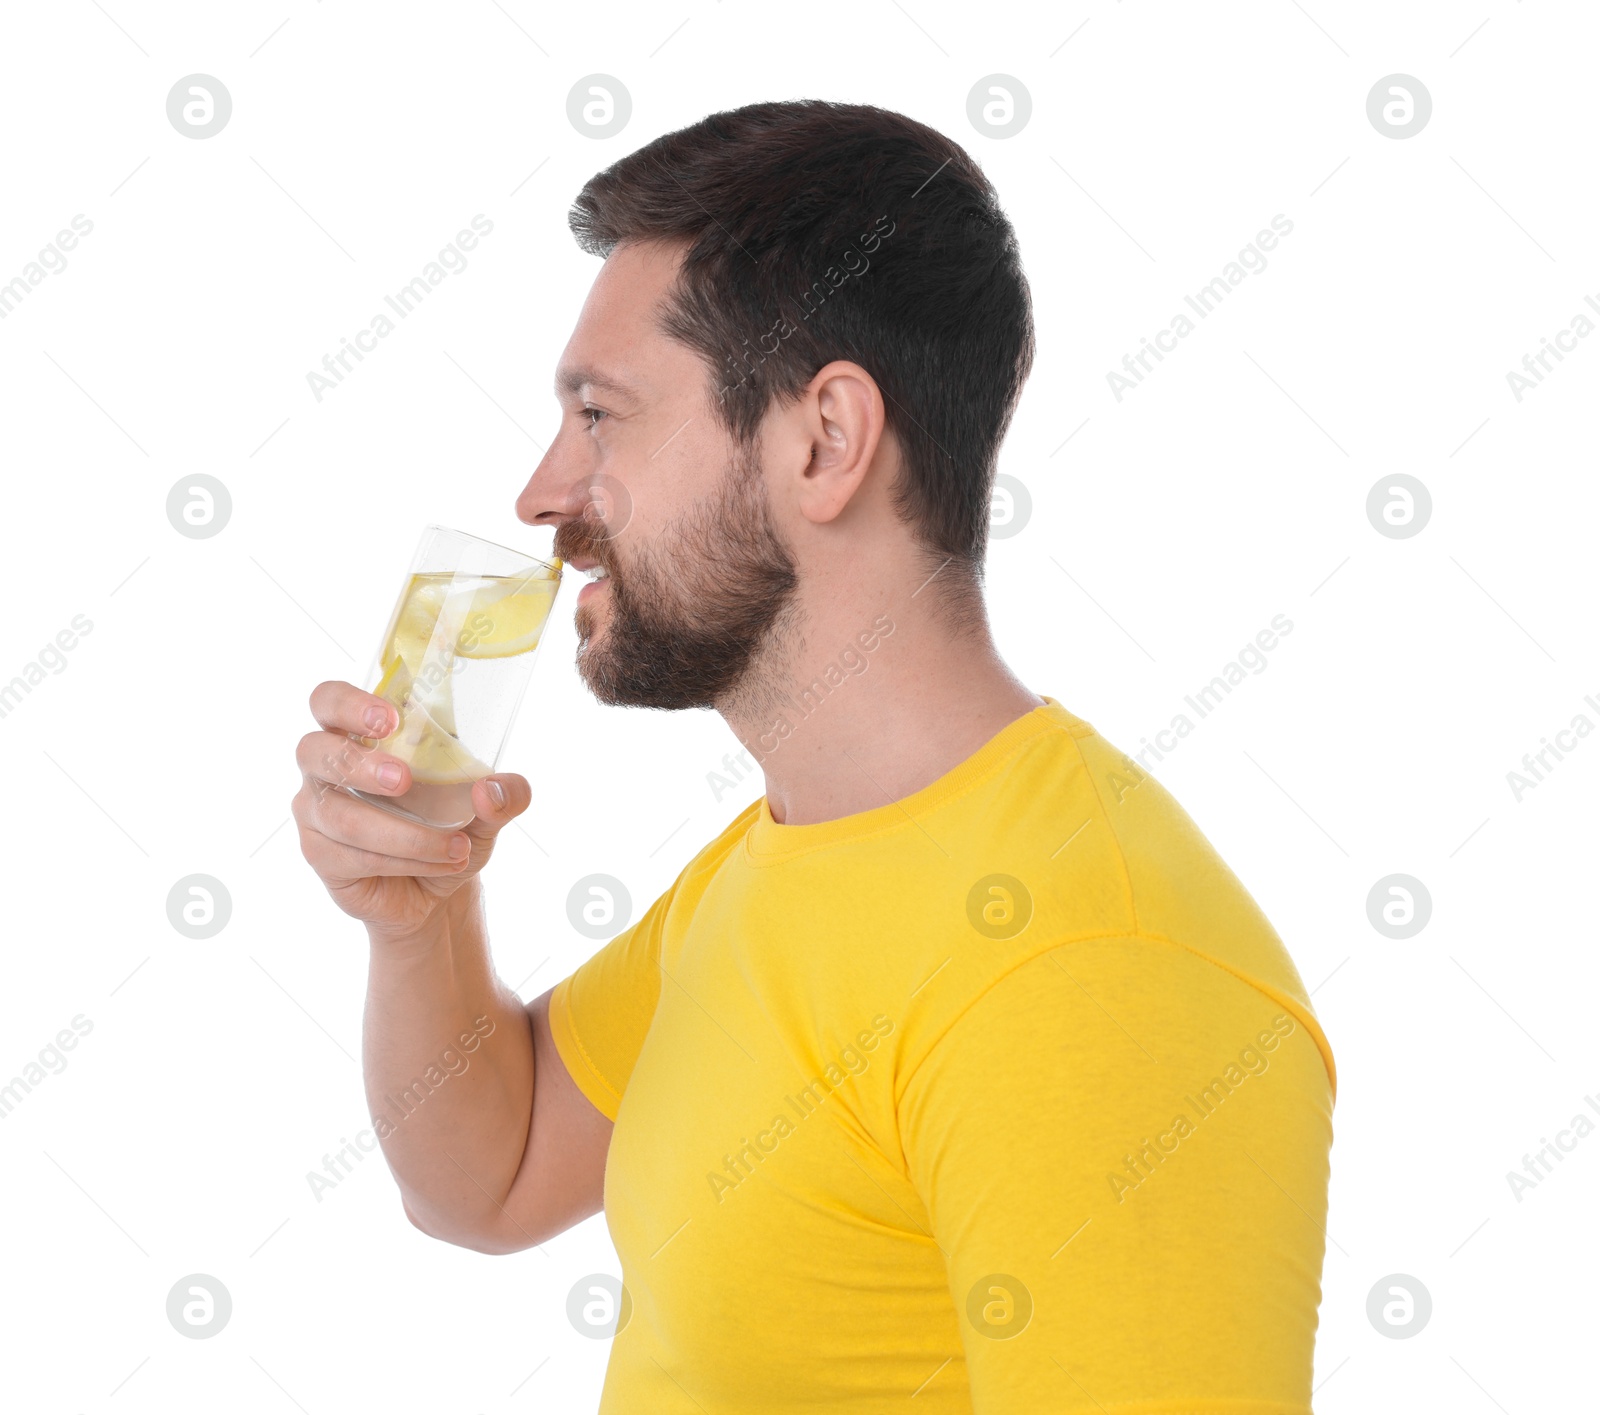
left=555, top=366, right=640, bottom=400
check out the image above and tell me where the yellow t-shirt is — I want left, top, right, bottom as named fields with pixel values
left=549, top=697, right=1336, bottom=1413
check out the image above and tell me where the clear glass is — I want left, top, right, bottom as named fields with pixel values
left=344, top=525, right=563, bottom=830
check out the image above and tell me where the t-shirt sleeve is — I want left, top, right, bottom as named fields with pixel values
left=897, top=933, right=1335, bottom=1413
left=546, top=881, right=677, bottom=1122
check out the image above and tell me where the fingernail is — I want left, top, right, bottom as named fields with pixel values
left=487, top=778, right=505, bottom=808
left=376, top=762, right=403, bottom=789
left=448, top=835, right=471, bottom=859
left=365, top=704, right=393, bottom=734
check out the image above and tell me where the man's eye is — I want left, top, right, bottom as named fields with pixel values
left=584, top=407, right=607, bottom=428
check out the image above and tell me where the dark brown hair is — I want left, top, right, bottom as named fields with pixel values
left=568, top=99, right=1034, bottom=596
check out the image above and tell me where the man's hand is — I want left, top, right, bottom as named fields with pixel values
left=291, top=680, right=531, bottom=940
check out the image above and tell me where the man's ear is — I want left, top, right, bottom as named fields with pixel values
left=794, top=361, right=886, bottom=526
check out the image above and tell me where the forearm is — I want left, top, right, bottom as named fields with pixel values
left=361, top=881, right=536, bottom=1246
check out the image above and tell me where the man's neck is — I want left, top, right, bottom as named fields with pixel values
left=720, top=592, right=1043, bottom=828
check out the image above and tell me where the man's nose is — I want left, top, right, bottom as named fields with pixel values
left=521, top=469, right=633, bottom=543
left=515, top=448, right=588, bottom=528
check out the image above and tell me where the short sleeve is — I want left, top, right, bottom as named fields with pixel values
left=898, top=933, right=1335, bottom=1413
left=547, top=881, right=676, bottom=1122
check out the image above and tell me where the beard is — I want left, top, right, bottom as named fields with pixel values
left=551, top=447, right=800, bottom=711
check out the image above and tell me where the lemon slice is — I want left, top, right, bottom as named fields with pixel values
left=373, top=653, right=412, bottom=708
left=375, top=695, right=491, bottom=785
left=387, top=574, right=455, bottom=675
left=456, top=577, right=560, bottom=659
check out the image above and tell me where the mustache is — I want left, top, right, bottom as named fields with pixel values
left=552, top=516, right=615, bottom=570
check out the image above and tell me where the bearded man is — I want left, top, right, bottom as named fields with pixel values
left=293, top=99, right=1336, bottom=1415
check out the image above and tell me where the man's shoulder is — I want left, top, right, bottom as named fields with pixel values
left=973, top=712, right=1310, bottom=990
left=673, top=797, right=763, bottom=892
left=913, top=710, right=1336, bottom=1094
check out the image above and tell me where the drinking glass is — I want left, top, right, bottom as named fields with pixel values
left=344, top=526, right=563, bottom=829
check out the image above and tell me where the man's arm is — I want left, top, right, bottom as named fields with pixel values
left=293, top=679, right=611, bottom=1253
left=363, top=883, right=612, bottom=1253
left=899, top=934, right=1334, bottom=1411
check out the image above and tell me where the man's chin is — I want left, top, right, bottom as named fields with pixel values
left=573, top=623, right=650, bottom=708
left=576, top=636, right=720, bottom=712
left=573, top=582, right=613, bottom=643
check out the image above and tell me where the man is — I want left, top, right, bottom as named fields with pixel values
left=294, top=100, right=1335, bottom=1413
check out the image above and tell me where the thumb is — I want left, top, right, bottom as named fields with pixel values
left=467, top=772, right=531, bottom=837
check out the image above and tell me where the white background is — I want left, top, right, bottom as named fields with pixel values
left=1, top=0, right=1595, bottom=1410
